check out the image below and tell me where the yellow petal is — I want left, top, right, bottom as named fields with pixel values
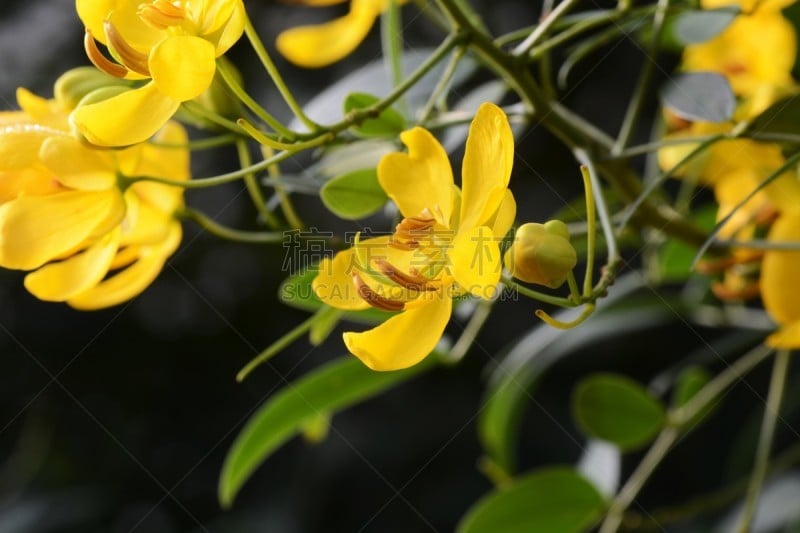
left=447, top=225, right=502, bottom=299
left=766, top=321, right=800, bottom=350
left=210, top=0, right=246, bottom=55
left=297, top=0, right=348, bottom=5
left=460, top=103, right=514, bottom=231
left=0, top=123, right=67, bottom=171
left=71, top=82, right=180, bottom=147
left=276, top=1, right=379, bottom=68
left=149, top=36, right=216, bottom=101
left=313, top=250, right=371, bottom=311
left=24, top=228, right=119, bottom=301
left=39, top=136, right=116, bottom=190
left=68, top=222, right=181, bottom=310
left=343, top=294, right=451, bottom=370
left=378, top=127, right=454, bottom=224
left=0, top=189, right=123, bottom=270
left=490, top=189, right=516, bottom=238
left=0, top=169, right=62, bottom=203
left=76, top=0, right=118, bottom=45
left=761, top=213, right=800, bottom=326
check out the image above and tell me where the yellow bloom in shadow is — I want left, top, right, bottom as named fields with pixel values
left=682, top=4, right=796, bottom=98
left=761, top=211, right=800, bottom=349
left=313, top=103, right=516, bottom=370
left=277, top=0, right=405, bottom=68
left=73, top=0, right=245, bottom=146
left=0, top=88, right=189, bottom=309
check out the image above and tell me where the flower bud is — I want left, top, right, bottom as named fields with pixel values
left=54, top=67, right=128, bottom=110
left=503, top=220, right=577, bottom=288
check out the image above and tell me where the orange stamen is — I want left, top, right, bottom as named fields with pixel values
left=84, top=31, right=128, bottom=78
left=352, top=273, right=405, bottom=312
left=104, top=21, right=151, bottom=76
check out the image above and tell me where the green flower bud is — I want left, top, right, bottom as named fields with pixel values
left=503, top=220, right=578, bottom=288
left=55, top=67, right=129, bottom=110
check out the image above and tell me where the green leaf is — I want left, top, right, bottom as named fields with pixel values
left=670, top=7, right=739, bottom=45
left=657, top=205, right=717, bottom=282
left=660, top=72, right=735, bottom=123
left=219, top=356, right=432, bottom=507
left=573, top=374, right=666, bottom=451
left=343, top=93, right=406, bottom=137
left=320, top=168, right=388, bottom=220
left=672, top=366, right=711, bottom=408
left=458, top=467, right=607, bottom=533
left=278, top=268, right=394, bottom=324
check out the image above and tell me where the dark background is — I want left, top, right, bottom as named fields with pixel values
left=1, top=1, right=797, bottom=532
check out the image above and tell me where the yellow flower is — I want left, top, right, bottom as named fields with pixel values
left=682, top=6, right=796, bottom=97
left=313, top=103, right=516, bottom=370
left=0, top=88, right=189, bottom=309
left=761, top=211, right=800, bottom=348
left=73, top=0, right=245, bottom=146
left=277, top=0, right=406, bottom=68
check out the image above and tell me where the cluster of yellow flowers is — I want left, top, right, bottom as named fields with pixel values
left=660, top=0, right=800, bottom=347
left=0, top=0, right=250, bottom=309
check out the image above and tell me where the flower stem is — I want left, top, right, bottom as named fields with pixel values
left=236, top=312, right=319, bottom=381
left=512, top=0, right=581, bottom=57
left=735, top=349, right=791, bottom=533
left=382, top=0, right=408, bottom=116
left=244, top=14, right=320, bottom=132
left=216, top=59, right=296, bottom=140
left=178, top=206, right=284, bottom=244
left=501, top=275, right=576, bottom=308
left=236, top=138, right=280, bottom=229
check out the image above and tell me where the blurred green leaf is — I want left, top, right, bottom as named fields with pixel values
left=669, top=7, right=739, bottom=45
left=343, top=93, right=406, bottom=137
left=657, top=205, right=716, bottom=281
left=672, top=366, right=711, bottom=408
left=219, top=356, right=432, bottom=507
left=279, top=268, right=394, bottom=324
left=457, top=467, right=607, bottom=533
left=573, top=374, right=665, bottom=451
left=661, top=72, right=735, bottom=123
left=320, top=168, right=388, bottom=220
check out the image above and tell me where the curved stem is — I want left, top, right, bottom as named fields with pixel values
left=512, top=0, right=581, bottom=57
left=178, top=206, right=284, bottom=244
left=501, top=275, right=576, bottom=308
left=148, top=133, right=238, bottom=151
left=735, top=349, right=791, bottom=533
left=243, top=13, right=320, bottom=132
left=216, top=59, right=296, bottom=139
left=236, top=138, right=279, bottom=228
left=236, top=312, right=319, bottom=381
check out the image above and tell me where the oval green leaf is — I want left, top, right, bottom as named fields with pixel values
left=671, top=7, right=739, bottom=45
left=573, top=374, right=665, bottom=451
left=458, top=467, right=607, bottom=533
left=660, top=72, right=735, bottom=123
left=343, top=92, right=406, bottom=137
left=219, top=355, right=431, bottom=507
left=320, top=168, right=388, bottom=220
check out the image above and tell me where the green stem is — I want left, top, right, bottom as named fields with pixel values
left=216, top=59, right=296, bottom=139
left=382, top=0, right=408, bottom=116
left=181, top=100, right=243, bottom=134
left=501, top=275, right=576, bottom=308
left=178, top=206, right=284, bottom=244
left=612, top=0, right=670, bottom=155
left=148, top=133, right=238, bottom=151
left=579, top=164, right=597, bottom=298
left=617, top=133, right=726, bottom=232
left=236, top=312, right=319, bottom=381
left=600, top=344, right=775, bottom=532
left=418, top=46, right=466, bottom=124
left=261, top=145, right=305, bottom=230
left=236, top=138, right=280, bottom=229
left=244, top=14, right=320, bottom=132
left=445, top=298, right=495, bottom=364
left=512, top=0, right=582, bottom=57
left=576, top=150, right=619, bottom=267
left=735, top=349, right=791, bottom=533
left=566, top=271, right=582, bottom=303
left=524, top=10, right=625, bottom=59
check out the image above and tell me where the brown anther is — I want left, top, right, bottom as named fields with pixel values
left=137, top=0, right=186, bottom=30
left=711, top=280, right=761, bottom=301
left=696, top=252, right=763, bottom=274
left=388, top=240, right=420, bottom=251
left=753, top=205, right=779, bottom=226
left=392, top=214, right=436, bottom=249
left=352, top=273, right=405, bottom=312
left=723, top=62, right=748, bottom=76
left=374, top=259, right=435, bottom=291
left=104, top=21, right=151, bottom=76
left=84, top=31, right=128, bottom=78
